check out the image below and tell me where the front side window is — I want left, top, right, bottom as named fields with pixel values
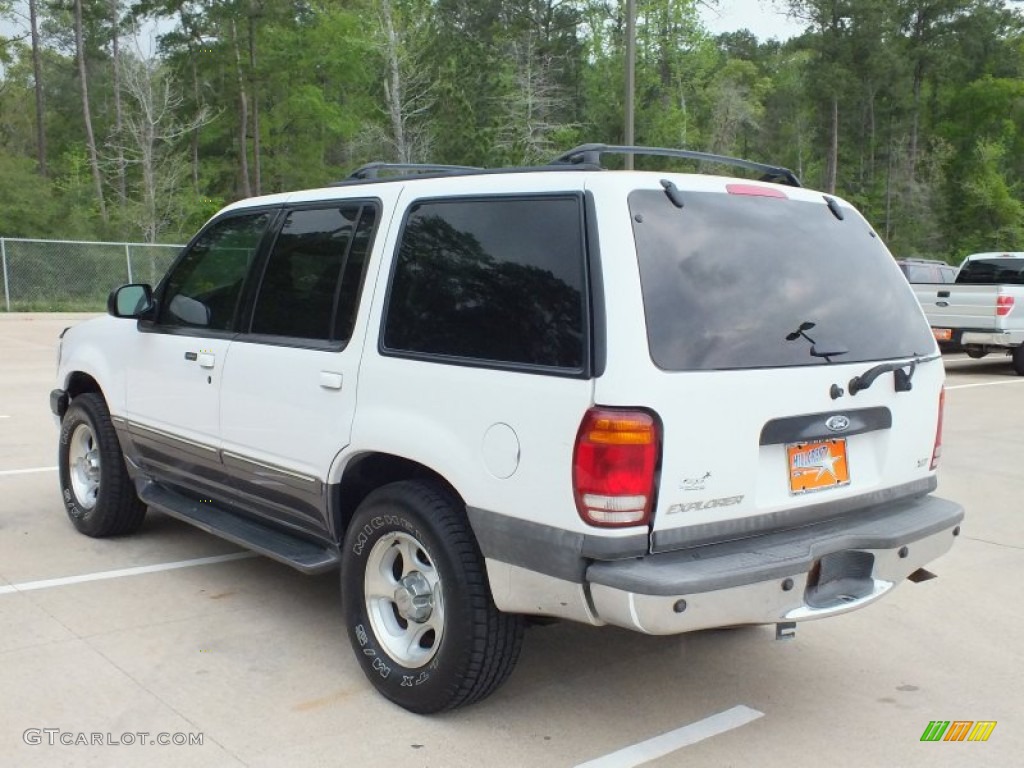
left=159, top=212, right=271, bottom=330
left=382, top=196, right=586, bottom=370
left=250, top=204, right=377, bottom=341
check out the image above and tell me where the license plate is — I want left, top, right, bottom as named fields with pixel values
left=932, top=328, right=952, bottom=342
left=787, top=439, right=850, bottom=494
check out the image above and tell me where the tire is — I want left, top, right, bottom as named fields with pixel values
left=1013, top=345, right=1024, bottom=376
left=965, top=347, right=988, bottom=359
left=58, top=393, right=147, bottom=537
left=341, top=480, right=524, bottom=713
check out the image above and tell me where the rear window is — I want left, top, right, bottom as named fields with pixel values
left=956, top=258, right=1024, bottom=285
left=629, top=189, right=935, bottom=371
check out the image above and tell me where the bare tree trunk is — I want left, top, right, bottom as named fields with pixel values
left=909, top=67, right=922, bottom=185
left=190, top=55, right=200, bottom=195
left=825, top=96, right=838, bottom=194
left=248, top=13, right=261, bottom=195
left=231, top=20, right=252, bottom=198
left=29, top=0, right=47, bottom=176
left=111, top=0, right=126, bottom=205
left=74, top=0, right=107, bottom=221
left=177, top=8, right=202, bottom=195
left=381, top=0, right=407, bottom=163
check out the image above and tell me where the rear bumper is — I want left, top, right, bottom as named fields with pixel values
left=475, top=494, right=963, bottom=635
left=950, top=329, right=1024, bottom=348
left=586, top=495, right=962, bottom=634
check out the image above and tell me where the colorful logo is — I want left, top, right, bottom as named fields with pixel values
left=920, top=720, right=997, bottom=742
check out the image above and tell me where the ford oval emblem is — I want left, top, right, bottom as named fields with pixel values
left=825, top=415, right=850, bottom=432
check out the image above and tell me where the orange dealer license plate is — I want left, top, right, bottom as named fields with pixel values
left=787, top=439, right=850, bottom=494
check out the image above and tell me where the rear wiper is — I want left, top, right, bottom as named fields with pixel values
left=848, top=358, right=919, bottom=396
left=786, top=321, right=849, bottom=363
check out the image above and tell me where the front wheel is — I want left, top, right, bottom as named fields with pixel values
left=58, top=393, right=146, bottom=537
left=341, top=480, right=524, bottom=713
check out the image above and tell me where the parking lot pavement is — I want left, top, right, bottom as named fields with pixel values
left=1, top=315, right=1021, bottom=767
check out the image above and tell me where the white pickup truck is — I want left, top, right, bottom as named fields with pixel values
left=914, top=252, right=1024, bottom=375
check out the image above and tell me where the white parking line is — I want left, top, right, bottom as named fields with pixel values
left=946, top=379, right=1024, bottom=391
left=0, top=466, right=58, bottom=476
left=574, top=705, right=764, bottom=768
left=0, top=552, right=258, bottom=596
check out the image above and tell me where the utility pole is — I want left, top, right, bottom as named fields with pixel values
left=625, top=0, right=635, bottom=169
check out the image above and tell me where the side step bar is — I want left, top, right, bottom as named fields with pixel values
left=138, top=481, right=340, bottom=574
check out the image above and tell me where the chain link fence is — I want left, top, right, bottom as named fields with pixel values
left=0, top=238, right=184, bottom=311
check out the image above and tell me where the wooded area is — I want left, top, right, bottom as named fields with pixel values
left=1, top=1, right=1022, bottom=261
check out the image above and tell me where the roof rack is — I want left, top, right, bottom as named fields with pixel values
left=345, top=162, right=483, bottom=181
left=551, top=144, right=802, bottom=187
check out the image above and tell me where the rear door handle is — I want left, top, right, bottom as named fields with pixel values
left=937, top=290, right=950, bottom=298
left=197, top=352, right=216, bottom=369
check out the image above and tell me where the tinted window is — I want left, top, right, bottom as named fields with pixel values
left=383, top=197, right=585, bottom=369
left=956, top=258, right=1024, bottom=285
left=160, top=213, right=270, bottom=330
left=903, top=265, right=934, bottom=283
left=629, top=190, right=935, bottom=371
left=251, top=204, right=377, bottom=341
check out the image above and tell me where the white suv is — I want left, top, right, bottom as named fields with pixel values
left=51, top=145, right=963, bottom=713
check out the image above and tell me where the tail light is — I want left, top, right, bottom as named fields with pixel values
left=996, top=295, right=1014, bottom=317
left=573, top=408, right=660, bottom=526
left=930, top=388, right=945, bottom=470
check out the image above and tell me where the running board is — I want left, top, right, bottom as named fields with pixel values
left=138, top=481, right=340, bottom=574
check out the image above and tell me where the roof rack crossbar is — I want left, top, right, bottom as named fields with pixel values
left=346, top=162, right=483, bottom=180
left=551, top=144, right=802, bottom=187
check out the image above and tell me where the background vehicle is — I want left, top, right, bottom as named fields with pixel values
left=914, top=252, right=1024, bottom=373
left=897, top=258, right=958, bottom=284
left=51, top=146, right=963, bottom=713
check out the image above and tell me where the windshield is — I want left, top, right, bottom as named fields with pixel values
left=629, top=189, right=936, bottom=371
left=955, top=257, right=1024, bottom=285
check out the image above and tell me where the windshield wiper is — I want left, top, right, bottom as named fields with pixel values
left=786, top=321, right=849, bottom=363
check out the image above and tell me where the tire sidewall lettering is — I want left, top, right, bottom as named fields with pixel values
left=347, top=510, right=441, bottom=697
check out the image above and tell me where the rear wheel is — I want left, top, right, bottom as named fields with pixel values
left=1012, top=345, right=1024, bottom=376
left=58, top=393, right=146, bottom=537
left=341, top=480, right=524, bottom=713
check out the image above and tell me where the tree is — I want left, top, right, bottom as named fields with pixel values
left=110, top=52, right=212, bottom=242
left=73, top=0, right=107, bottom=220
left=29, top=0, right=47, bottom=175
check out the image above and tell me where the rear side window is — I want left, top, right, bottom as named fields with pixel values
left=956, top=258, right=1024, bottom=285
left=629, top=189, right=935, bottom=371
left=382, top=196, right=586, bottom=370
left=250, top=204, right=377, bottom=342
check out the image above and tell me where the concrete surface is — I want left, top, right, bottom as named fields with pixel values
left=0, top=314, right=1020, bottom=767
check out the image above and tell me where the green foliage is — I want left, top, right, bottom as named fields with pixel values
left=0, top=151, right=60, bottom=236
left=0, top=0, right=1020, bottom=266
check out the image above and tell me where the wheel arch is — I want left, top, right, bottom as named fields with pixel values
left=65, top=371, right=104, bottom=401
left=331, top=453, right=464, bottom=543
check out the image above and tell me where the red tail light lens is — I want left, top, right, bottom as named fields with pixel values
left=996, top=295, right=1014, bottom=317
left=931, top=388, right=945, bottom=470
left=573, top=408, right=659, bottom=526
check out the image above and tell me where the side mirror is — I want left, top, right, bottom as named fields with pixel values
left=107, top=284, right=154, bottom=318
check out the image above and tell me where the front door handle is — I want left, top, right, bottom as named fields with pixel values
left=197, top=352, right=216, bottom=369
left=320, top=371, right=343, bottom=390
